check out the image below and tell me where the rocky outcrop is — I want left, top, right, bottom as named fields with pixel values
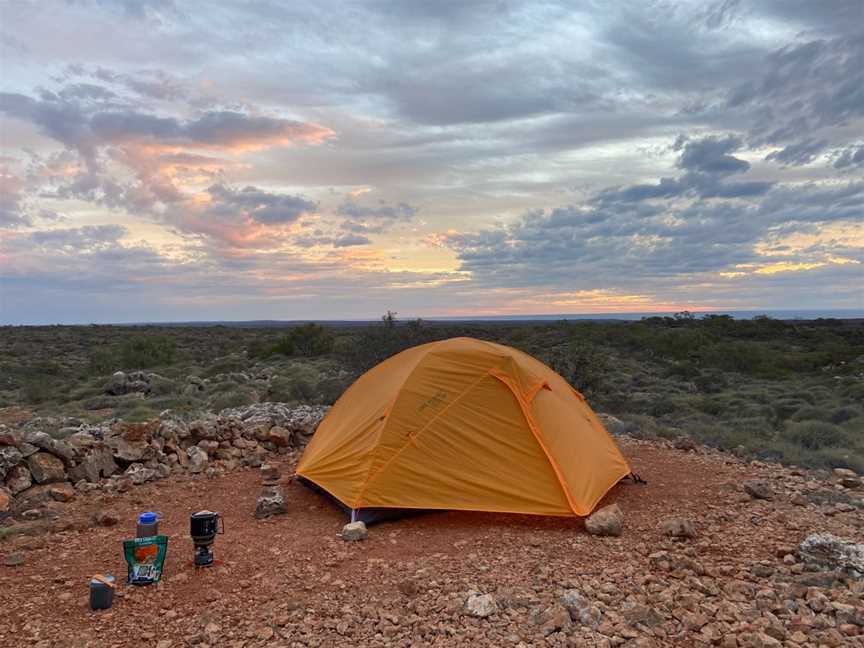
left=0, top=403, right=328, bottom=519
left=798, top=533, right=864, bottom=578
left=103, top=370, right=162, bottom=396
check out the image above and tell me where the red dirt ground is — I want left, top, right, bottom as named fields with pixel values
left=1, top=439, right=861, bottom=648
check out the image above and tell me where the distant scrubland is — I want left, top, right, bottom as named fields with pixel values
left=1, top=314, right=862, bottom=472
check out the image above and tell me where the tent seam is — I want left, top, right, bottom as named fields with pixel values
left=490, top=369, right=580, bottom=516
left=352, top=364, right=504, bottom=508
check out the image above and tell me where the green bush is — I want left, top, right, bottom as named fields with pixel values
left=19, top=379, right=55, bottom=404
left=87, top=347, right=116, bottom=374
left=700, top=341, right=771, bottom=375
left=116, top=403, right=158, bottom=422
left=119, top=336, right=176, bottom=369
left=267, top=366, right=322, bottom=403
left=147, top=375, right=180, bottom=397
left=83, top=395, right=115, bottom=410
left=543, top=342, right=609, bottom=397
left=790, top=405, right=832, bottom=422
left=203, top=357, right=247, bottom=378
left=317, top=375, right=352, bottom=404
left=784, top=420, right=850, bottom=450
left=829, top=406, right=860, bottom=425
left=271, top=324, right=334, bottom=357
left=209, top=388, right=257, bottom=411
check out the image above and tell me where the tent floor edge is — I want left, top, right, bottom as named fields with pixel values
left=296, top=476, right=435, bottom=526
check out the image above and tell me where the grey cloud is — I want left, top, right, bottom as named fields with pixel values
left=675, top=135, right=749, bottom=175
left=92, top=67, right=187, bottom=101
left=597, top=136, right=773, bottom=204
left=834, top=145, right=864, bottom=169
left=334, top=233, right=372, bottom=247
left=205, top=184, right=318, bottom=225
left=765, top=139, right=829, bottom=166
left=337, top=201, right=416, bottom=222
left=727, top=34, right=864, bottom=145
left=0, top=91, right=327, bottom=156
left=28, top=224, right=129, bottom=250
left=337, top=200, right=417, bottom=234
left=57, top=83, right=119, bottom=102
left=443, top=137, right=863, bottom=293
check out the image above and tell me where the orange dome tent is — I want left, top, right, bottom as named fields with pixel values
left=297, top=337, right=630, bottom=521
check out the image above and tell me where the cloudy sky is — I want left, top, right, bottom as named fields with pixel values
left=0, top=0, right=862, bottom=323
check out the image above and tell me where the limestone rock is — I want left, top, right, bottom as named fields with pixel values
left=197, top=439, right=219, bottom=455
left=532, top=603, right=572, bottom=635
left=27, top=452, right=67, bottom=484
left=465, top=592, right=497, bottom=618
left=623, top=604, right=664, bottom=627
left=561, top=589, right=601, bottom=628
left=266, top=426, right=292, bottom=447
left=596, top=413, right=636, bottom=436
left=104, top=371, right=128, bottom=395
left=13, top=482, right=74, bottom=510
left=255, top=485, right=287, bottom=518
left=834, top=468, right=858, bottom=479
left=68, top=447, right=118, bottom=483
left=661, top=517, right=696, bottom=538
left=106, top=436, right=153, bottom=463
left=125, top=463, right=156, bottom=485
left=0, top=428, right=20, bottom=446
left=0, top=445, right=23, bottom=481
left=341, top=521, right=368, bottom=542
left=585, top=503, right=623, bottom=536
left=744, top=480, right=773, bottom=500
left=187, top=446, right=209, bottom=474
left=260, top=463, right=281, bottom=485
left=673, top=436, right=697, bottom=451
left=93, top=510, right=119, bottom=527
left=4, top=551, right=25, bottom=567
left=5, top=464, right=32, bottom=495
left=47, top=482, right=75, bottom=502
left=798, top=533, right=864, bottom=578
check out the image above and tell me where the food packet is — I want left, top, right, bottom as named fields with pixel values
left=123, top=535, right=169, bottom=585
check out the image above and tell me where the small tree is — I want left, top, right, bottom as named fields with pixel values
left=382, top=310, right=398, bottom=328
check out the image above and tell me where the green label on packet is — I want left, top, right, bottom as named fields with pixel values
left=123, top=534, right=169, bottom=585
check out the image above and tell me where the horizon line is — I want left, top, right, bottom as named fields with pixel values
left=3, top=308, right=863, bottom=327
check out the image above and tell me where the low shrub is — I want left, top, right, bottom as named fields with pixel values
left=119, top=336, right=176, bottom=369
left=784, top=420, right=850, bottom=450
left=543, top=342, right=609, bottom=397
left=87, top=348, right=116, bottom=375
left=209, top=388, right=257, bottom=411
left=146, top=375, right=179, bottom=397
left=203, top=357, right=246, bottom=378
left=271, top=324, right=334, bottom=357
left=317, top=375, right=351, bottom=404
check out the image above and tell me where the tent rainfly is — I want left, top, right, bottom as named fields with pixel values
left=297, top=337, right=631, bottom=523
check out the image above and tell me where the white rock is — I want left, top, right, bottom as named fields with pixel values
left=341, top=521, right=368, bottom=542
left=465, top=592, right=498, bottom=618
